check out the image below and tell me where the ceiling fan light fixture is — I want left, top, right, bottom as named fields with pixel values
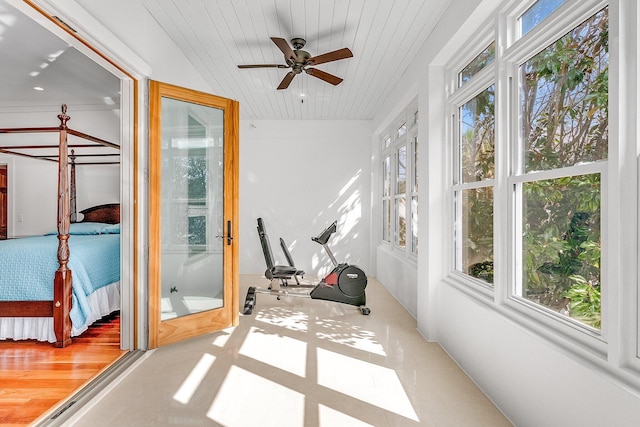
left=290, top=38, right=306, bottom=49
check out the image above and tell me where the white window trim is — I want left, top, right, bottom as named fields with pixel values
left=449, top=31, right=497, bottom=286
left=379, top=99, right=419, bottom=258
left=443, top=0, right=640, bottom=388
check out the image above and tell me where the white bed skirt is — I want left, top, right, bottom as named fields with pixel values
left=0, top=282, right=121, bottom=343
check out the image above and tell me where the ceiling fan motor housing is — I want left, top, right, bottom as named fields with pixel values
left=292, top=49, right=311, bottom=72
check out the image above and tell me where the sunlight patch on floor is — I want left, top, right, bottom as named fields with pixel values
left=317, top=348, right=419, bottom=422
left=211, top=329, right=233, bottom=347
left=315, top=318, right=386, bottom=356
left=256, top=307, right=309, bottom=332
left=318, top=404, right=375, bottom=426
left=172, top=353, right=216, bottom=405
left=239, top=326, right=307, bottom=377
left=207, top=366, right=305, bottom=426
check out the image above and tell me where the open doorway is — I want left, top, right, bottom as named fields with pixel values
left=0, top=0, right=134, bottom=424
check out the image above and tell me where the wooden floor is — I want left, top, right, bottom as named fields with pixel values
left=0, top=313, right=126, bottom=427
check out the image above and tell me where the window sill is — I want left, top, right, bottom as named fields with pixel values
left=443, top=272, right=607, bottom=355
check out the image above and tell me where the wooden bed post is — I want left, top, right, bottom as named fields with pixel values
left=70, top=150, right=77, bottom=223
left=54, top=105, right=73, bottom=348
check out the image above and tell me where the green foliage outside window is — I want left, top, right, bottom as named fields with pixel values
left=518, top=8, right=608, bottom=329
left=456, top=8, right=608, bottom=328
left=459, top=86, right=495, bottom=284
left=522, top=175, right=601, bottom=327
left=521, top=8, right=608, bottom=173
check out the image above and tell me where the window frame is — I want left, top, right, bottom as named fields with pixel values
left=380, top=99, right=419, bottom=257
left=449, top=41, right=497, bottom=290
left=410, top=133, right=419, bottom=254
left=504, top=0, right=610, bottom=341
left=382, top=151, right=392, bottom=243
left=444, top=0, right=616, bottom=358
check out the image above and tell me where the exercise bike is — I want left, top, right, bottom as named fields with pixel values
left=243, top=219, right=371, bottom=315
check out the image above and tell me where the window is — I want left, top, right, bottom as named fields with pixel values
left=186, top=116, right=207, bottom=256
left=380, top=100, right=419, bottom=255
left=163, top=110, right=223, bottom=260
left=396, top=144, right=407, bottom=249
left=447, top=1, right=608, bottom=331
left=411, top=135, right=419, bottom=253
left=458, top=41, right=496, bottom=87
left=397, top=122, right=407, bottom=138
left=519, top=0, right=566, bottom=36
left=455, top=86, right=496, bottom=285
left=513, top=7, right=608, bottom=329
left=382, top=154, right=392, bottom=243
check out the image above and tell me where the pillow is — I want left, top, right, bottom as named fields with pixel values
left=46, top=222, right=110, bottom=235
left=102, top=223, right=120, bottom=234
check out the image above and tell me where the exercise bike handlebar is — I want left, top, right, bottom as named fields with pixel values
left=312, top=221, right=339, bottom=267
left=312, top=221, right=337, bottom=245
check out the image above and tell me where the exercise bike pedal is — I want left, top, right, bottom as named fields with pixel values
left=359, top=306, right=371, bottom=315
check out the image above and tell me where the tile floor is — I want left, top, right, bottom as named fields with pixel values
left=65, top=276, right=512, bottom=426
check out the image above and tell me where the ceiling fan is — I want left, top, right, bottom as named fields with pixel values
left=238, top=37, right=353, bottom=90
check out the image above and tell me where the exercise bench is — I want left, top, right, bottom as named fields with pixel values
left=257, top=217, right=305, bottom=288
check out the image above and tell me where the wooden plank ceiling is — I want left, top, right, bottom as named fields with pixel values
left=137, top=0, right=448, bottom=120
left=0, top=0, right=448, bottom=120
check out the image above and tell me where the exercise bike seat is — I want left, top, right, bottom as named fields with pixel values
left=257, top=218, right=299, bottom=285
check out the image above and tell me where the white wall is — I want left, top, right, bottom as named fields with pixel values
left=239, top=119, right=372, bottom=278
left=438, top=284, right=640, bottom=427
left=375, top=246, right=417, bottom=315
left=58, top=0, right=211, bottom=93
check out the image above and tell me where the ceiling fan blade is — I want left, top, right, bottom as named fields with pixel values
left=308, top=48, right=353, bottom=66
left=270, top=37, right=296, bottom=63
left=305, top=68, right=343, bottom=86
left=277, top=72, right=296, bottom=90
left=238, top=64, right=289, bottom=69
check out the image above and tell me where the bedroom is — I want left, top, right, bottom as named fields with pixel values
left=0, top=1, right=126, bottom=422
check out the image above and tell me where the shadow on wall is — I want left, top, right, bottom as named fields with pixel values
left=246, top=168, right=366, bottom=279
left=311, top=169, right=363, bottom=277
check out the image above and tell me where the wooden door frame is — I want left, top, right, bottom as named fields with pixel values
left=148, top=80, right=239, bottom=349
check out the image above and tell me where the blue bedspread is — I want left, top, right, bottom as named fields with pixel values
left=0, top=233, right=120, bottom=328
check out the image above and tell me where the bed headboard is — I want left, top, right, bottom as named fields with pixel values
left=79, top=203, right=120, bottom=224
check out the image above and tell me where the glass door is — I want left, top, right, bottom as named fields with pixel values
left=148, top=81, right=239, bottom=348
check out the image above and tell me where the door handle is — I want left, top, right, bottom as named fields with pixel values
left=216, top=220, right=233, bottom=245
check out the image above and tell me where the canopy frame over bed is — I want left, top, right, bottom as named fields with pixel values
left=0, top=104, right=120, bottom=347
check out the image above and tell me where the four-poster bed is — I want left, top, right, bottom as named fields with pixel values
left=0, top=105, right=121, bottom=347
